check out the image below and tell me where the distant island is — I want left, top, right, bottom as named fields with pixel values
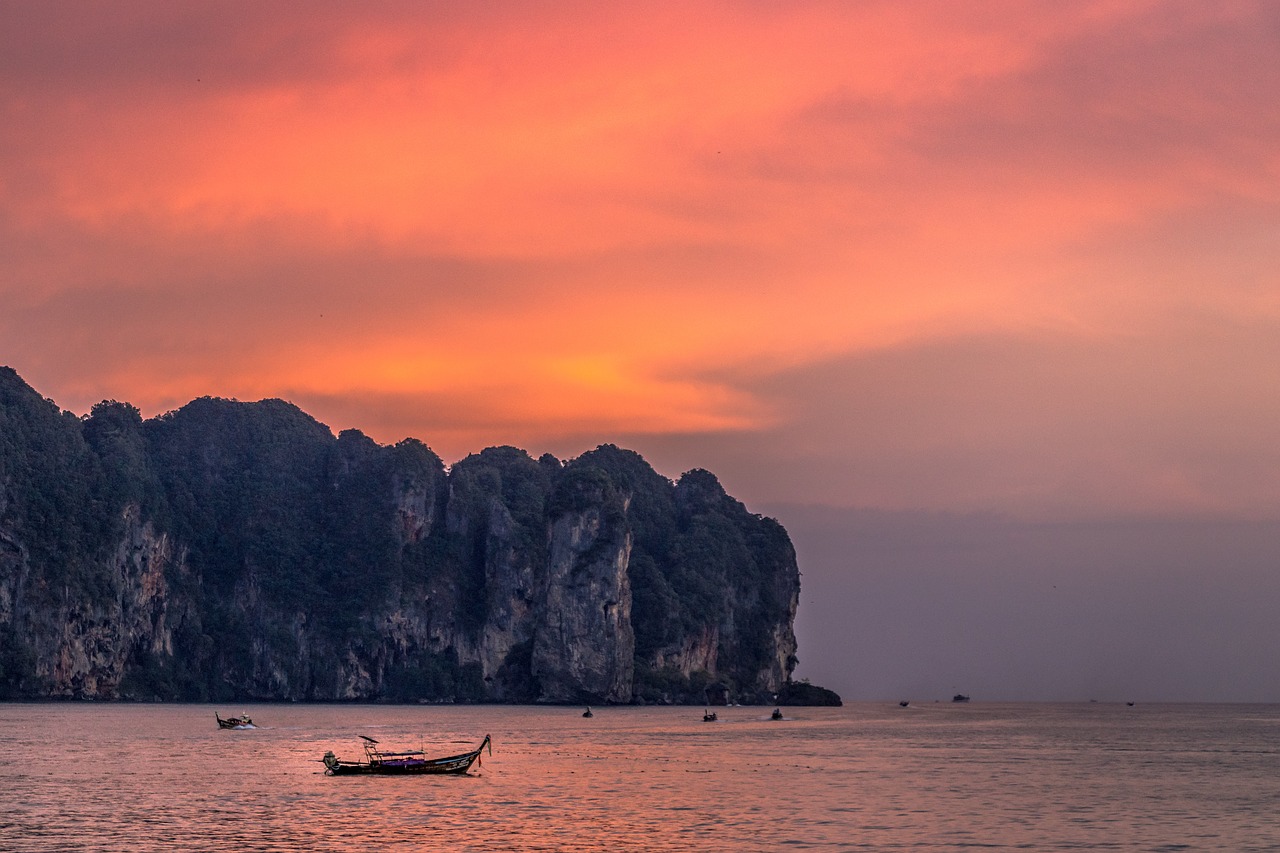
left=0, top=367, right=839, bottom=706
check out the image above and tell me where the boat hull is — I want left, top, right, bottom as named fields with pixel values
left=325, top=754, right=480, bottom=775
left=323, top=735, right=490, bottom=777
left=216, top=714, right=254, bottom=729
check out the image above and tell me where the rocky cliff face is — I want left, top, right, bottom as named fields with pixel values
left=0, top=367, right=811, bottom=704
left=1, top=493, right=184, bottom=699
left=532, top=474, right=635, bottom=703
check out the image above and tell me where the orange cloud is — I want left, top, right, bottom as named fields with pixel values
left=3, top=2, right=1279, bottom=515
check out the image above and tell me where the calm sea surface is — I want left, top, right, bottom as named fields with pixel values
left=2, top=702, right=1278, bottom=851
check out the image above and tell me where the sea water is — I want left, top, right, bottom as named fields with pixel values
left=2, top=702, right=1278, bottom=851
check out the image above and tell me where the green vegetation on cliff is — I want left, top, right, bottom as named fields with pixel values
left=0, top=367, right=835, bottom=705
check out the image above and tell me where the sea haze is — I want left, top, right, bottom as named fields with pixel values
left=777, top=506, right=1280, bottom=703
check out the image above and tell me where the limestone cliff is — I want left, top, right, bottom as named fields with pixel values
left=532, top=468, right=635, bottom=703
left=0, top=367, right=822, bottom=704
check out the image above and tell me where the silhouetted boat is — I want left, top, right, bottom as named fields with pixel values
left=322, top=734, right=491, bottom=776
left=583, top=707, right=593, bottom=718
left=771, top=708, right=784, bottom=720
left=703, top=710, right=718, bottom=722
left=1127, top=701, right=1135, bottom=707
left=899, top=700, right=910, bottom=707
left=216, top=712, right=254, bottom=729
left=952, top=694, right=970, bottom=703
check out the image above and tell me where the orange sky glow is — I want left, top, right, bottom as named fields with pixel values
left=3, top=0, right=1278, bottom=520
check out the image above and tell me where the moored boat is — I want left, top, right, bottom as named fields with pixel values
left=771, top=708, right=784, bottom=720
left=702, top=710, right=718, bottom=722
left=216, top=712, right=254, bottom=729
left=322, top=734, right=492, bottom=776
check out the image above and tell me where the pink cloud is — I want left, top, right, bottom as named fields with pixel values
left=2, top=1, right=1278, bottom=516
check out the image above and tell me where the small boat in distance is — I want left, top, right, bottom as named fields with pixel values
left=583, top=707, right=593, bottom=718
left=216, top=712, right=254, bottom=729
left=952, top=694, right=970, bottom=703
left=322, top=734, right=492, bottom=776
left=899, top=700, right=910, bottom=707
left=703, top=709, right=718, bottom=722
left=771, top=708, right=784, bottom=720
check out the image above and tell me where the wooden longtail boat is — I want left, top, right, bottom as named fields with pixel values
left=216, top=713, right=254, bottom=729
left=322, top=734, right=492, bottom=776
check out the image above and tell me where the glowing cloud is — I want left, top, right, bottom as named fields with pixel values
left=2, top=1, right=1278, bottom=516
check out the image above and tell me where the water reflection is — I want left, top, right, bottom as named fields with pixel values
left=2, top=703, right=1280, bottom=851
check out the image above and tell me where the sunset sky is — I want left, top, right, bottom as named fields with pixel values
left=3, top=1, right=1278, bottom=700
